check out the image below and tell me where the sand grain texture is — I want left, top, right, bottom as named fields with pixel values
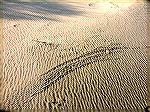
left=1, top=0, right=149, bottom=111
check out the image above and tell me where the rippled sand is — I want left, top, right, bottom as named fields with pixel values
left=1, top=0, right=149, bottom=111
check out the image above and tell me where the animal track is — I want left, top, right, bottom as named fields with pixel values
left=13, top=43, right=142, bottom=106
left=33, top=40, right=59, bottom=50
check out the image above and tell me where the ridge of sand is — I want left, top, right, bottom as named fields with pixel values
left=1, top=0, right=148, bottom=111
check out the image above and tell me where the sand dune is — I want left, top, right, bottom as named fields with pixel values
left=1, top=0, right=149, bottom=111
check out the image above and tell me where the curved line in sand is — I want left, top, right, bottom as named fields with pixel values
left=20, top=43, right=125, bottom=103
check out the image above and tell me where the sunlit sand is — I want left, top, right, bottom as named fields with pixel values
left=1, top=0, right=148, bottom=111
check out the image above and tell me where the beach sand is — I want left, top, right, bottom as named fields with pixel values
left=1, top=0, right=149, bottom=111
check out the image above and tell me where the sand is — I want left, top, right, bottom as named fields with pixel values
left=147, top=1, right=150, bottom=108
left=1, top=0, right=149, bottom=111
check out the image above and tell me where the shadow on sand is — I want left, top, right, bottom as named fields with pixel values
left=2, top=0, right=86, bottom=20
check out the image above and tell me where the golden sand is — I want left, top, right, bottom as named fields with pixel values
left=1, top=0, right=149, bottom=111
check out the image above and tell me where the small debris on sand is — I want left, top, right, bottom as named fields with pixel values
left=106, top=49, right=109, bottom=54
left=13, top=24, right=17, bottom=27
left=88, top=3, right=94, bottom=7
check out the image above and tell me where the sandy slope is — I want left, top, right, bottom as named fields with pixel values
left=147, top=1, right=150, bottom=108
left=1, top=0, right=148, bottom=111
